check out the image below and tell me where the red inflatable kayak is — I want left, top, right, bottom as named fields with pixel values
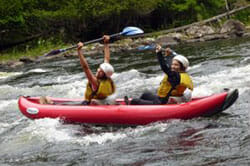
left=18, top=89, right=238, bottom=125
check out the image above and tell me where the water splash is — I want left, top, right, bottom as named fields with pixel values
left=0, top=71, right=22, bottom=79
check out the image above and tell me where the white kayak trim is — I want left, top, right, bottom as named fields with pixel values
left=26, top=107, right=39, bottom=115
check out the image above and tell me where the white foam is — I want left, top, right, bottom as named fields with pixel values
left=193, top=64, right=250, bottom=96
left=0, top=71, right=22, bottom=79
left=0, top=100, right=13, bottom=109
left=0, top=99, right=18, bottom=112
left=18, top=118, right=127, bottom=145
left=0, top=122, right=11, bottom=134
left=21, top=118, right=72, bottom=142
left=15, top=115, right=173, bottom=146
left=77, top=132, right=127, bottom=146
left=27, top=68, right=47, bottom=73
left=187, top=63, right=202, bottom=71
left=3, top=59, right=249, bottom=100
left=128, top=122, right=170, bottom=135
left=113, top=63, right=250, bottom=98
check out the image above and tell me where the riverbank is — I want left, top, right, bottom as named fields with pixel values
left=1, top=19, right=250, bottom=71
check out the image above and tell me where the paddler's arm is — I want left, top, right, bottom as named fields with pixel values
left=156, top=44, right=180, bottom=87
left=77, top=42, right=98, bottom=91
left=103, top=35, right=110, bottom=63
left=156, top=45, right=173, bottom=75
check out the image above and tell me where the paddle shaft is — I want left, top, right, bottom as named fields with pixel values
left=45, top=33, right=123, bottom=56
left=62, top=33, right=121, bottom=51
left=44, top=26, right=143, bottom=57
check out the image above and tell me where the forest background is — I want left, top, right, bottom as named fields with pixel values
left=0, top=0, right=249, bottom=61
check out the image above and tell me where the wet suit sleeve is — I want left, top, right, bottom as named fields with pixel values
left=157, top=51, right=180, bottom=87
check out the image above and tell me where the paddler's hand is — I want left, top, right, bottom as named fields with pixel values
left=165, top=47, right=172, bottom=56
left=103, top=35, right=110, bottom=44
left=155, top=44, right=162, bottom=53
left=77, top=42, right=84, bottom=51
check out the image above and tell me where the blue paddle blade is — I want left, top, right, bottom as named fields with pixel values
left=137, top=44, right=178, bottom=55
left=121, top=26, right=144, bottom=36
left=137, top=44, right=156, bottom=51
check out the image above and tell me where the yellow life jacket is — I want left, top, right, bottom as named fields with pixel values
left=157, top=73, right=193, bottom=98
left=84, top=78, right=115, bottom=101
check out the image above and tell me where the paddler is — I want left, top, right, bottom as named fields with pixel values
left=129, top=44, right=193, bottom=105
left=39, top=35, right=116, bottom=105
left=77, top=35, right=116, bottom=105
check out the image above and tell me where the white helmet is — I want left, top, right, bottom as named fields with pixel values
left=173, top=55, right=189, bottom=70
left=100, top=63, right=114, bottom=78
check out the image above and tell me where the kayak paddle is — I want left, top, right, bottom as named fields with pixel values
left=44, top=26, right=144, bottom=57
left=137, top=44, right=178, bottom=55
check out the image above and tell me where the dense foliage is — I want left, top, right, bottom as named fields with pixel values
left=0, top=0, right=249, bottom=49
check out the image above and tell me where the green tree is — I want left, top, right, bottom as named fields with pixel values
left=1, top=0, right=249, bottom=50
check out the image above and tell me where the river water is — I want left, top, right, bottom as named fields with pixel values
left=0, top=37, right=250, bottom=166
